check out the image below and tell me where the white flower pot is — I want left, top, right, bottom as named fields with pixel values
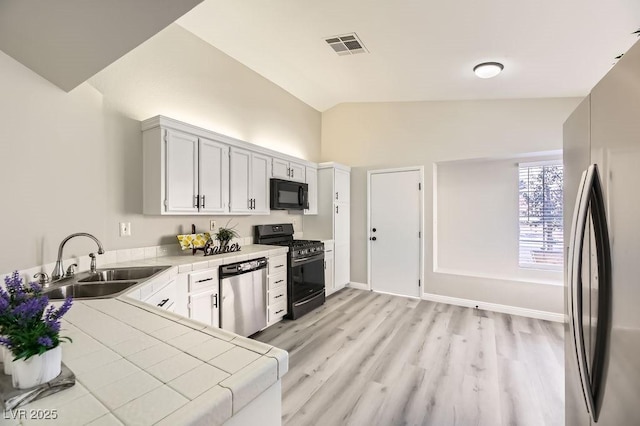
left=11, top=346, right=61, bottom=389
left=2, top=347, right=12, bottom=375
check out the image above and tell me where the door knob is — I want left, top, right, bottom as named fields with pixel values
left=372, top=228, right=377, bottom=232
left=370, top=237, right=377, bottom=241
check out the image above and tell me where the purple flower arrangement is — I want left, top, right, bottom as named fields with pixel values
left=0, top=271, right=72, bottom=361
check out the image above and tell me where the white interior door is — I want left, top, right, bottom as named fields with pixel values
left=370, top=169, right=421, bottom=298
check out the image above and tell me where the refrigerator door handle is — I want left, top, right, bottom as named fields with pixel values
left=568, top=166, right=596, bottom=417
left=586, top=164, right=612, bottom=423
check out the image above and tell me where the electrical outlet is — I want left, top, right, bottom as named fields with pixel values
left=119, top=222, right=131, bottom=237
left=209, top=220, right=216, bottom=231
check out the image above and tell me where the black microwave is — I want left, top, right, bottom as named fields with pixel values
left=270, top=179, right=308, bottom=210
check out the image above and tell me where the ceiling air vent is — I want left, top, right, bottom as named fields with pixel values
left=324, top=33, right=368, bottom=56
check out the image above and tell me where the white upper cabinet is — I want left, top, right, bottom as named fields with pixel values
left=142, top=116, right=316, bottom=216
left=229, top=147, right=270, bottom=214
left=251, top=152, right=270, bottom=214
left=143, top=128, right=231, bottom=215
left=229, top=147, right=252, bottom=214
left=165, top=130, right=199, bottom=213
left=335, top=168, right=350, bottom=204
left=272, top=157, right=306, bottom=183
left=199, top=138, right=229, bottom=214
left=304, top=166, right=318, bottom=215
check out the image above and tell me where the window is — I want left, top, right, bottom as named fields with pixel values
left=518, top=161, right=564, bottom=270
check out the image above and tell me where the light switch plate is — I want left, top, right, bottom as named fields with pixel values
left=209, top=220, right=216, bottom=231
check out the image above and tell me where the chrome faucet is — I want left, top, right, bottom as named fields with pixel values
left=51, top=233, right=105, bottom=281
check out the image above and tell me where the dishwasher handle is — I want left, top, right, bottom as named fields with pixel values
left=219, top=257, right=268, bottom=278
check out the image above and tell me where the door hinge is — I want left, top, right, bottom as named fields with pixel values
left=418, top=279, right=421, bottom=287
left=418, top=182, right=421, bottom=190
left=163, top=129, right=168, bottom=142
left=163, top=199, right=168, bottom=207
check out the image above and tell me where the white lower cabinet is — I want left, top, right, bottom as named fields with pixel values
left=188, top=289, right=219, bottom=328
left=324, top=241, right=335, bottom=296
left=142, top=278, right=177, bottom=312
left=267, top=256, right=288, bottom=326
left=186, top=267, right=220, bottom=327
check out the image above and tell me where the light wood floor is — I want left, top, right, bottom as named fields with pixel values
left=254, top=288, right=564, bottom=426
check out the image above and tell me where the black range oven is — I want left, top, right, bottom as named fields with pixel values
left=255, top=224, right=325, bottom=319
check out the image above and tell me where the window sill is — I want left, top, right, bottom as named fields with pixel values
left=433, top=267, right=563, bottom=287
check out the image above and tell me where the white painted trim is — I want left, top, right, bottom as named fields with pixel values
left=374, top=289, right=421, bottom=300
left=367, top=166, right=424, bottom=298
left=421, top=292, right=564, bottom=323
left=434, top=267, right=563, bottom=287
left=347, top=281, right=370, bottom=291
left=318, top=162, right=351, bottom=172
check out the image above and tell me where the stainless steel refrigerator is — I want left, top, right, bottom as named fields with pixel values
left=563, top=39, right=640, bottom=425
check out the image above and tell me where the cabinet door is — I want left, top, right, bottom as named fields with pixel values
left=189, top=289, right=219, bottom=328
left=304, top=166, right=318, bottom=215
left=199, top=138, right=229, bottom=214
left=271, top=158, right=290, bottom=180
left=251, top=152, right=270, bottom=214
left=229, top=147, right=252, bottom=213
left=324, top=252, right=335, bottom=295
left=289, top=161, right=306, bottom=183
left=334, top=202, right=350, bottom=245
left=165, top=130, right=199, bottom=213
left=334, top=243, right=350, bottom=289
left=334, top=169, right=350, bottom=204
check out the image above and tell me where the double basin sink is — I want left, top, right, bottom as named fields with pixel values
left=43, top=266, right=170, bottom=300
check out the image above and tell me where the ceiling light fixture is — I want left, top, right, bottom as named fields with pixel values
left=473, top=62, right=504, bottom=79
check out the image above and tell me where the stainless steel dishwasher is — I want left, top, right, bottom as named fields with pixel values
left=219, top=257, right=267, bottom=337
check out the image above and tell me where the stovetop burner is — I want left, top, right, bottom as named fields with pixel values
left=254, top=224, right=324, bottom=259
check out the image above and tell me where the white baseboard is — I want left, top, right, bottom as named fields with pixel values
left=347, top=282, right=369, bottom=291
left=421, top=292, right=564, bottom=323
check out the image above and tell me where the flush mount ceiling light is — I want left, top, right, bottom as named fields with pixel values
left=473, top=62, right=504, bottom=79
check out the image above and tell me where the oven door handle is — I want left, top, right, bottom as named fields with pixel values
left=291, top=253, right=324, bottom=265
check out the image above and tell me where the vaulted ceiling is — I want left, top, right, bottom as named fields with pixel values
left=0, top=0, right=203, bottom=91
left=177, top=0, right=640, bottom=111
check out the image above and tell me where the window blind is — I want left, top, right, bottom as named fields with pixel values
left=518, top=162, right=564, bottom=270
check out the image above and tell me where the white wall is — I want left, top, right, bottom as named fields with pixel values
left=320, top=98, right=582, bottom=314
left=436, top=156, right=562, bottom=284
left=0, top=24, right=320, bottom=274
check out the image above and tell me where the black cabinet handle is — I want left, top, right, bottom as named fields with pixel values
left=275, top=309, right=284, bottom=315
left=213, top=294, right=218, bottom=308
left=201, top=195, right=206, bottom=209
left=196, top=277, right=214, bottom=283
left=194, top=195, right=199, bottom=208
left=275, top=294, right=283, bottom=299
left=158, top=298, right=169, bottom=307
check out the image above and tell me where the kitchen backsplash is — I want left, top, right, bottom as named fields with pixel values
left=0, top=233, right=304, bottom=287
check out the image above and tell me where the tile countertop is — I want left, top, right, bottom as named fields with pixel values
left=2, top=245, right=289, bottom=426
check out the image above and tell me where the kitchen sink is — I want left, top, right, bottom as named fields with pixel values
left=77, top=266, right=168, bottom=283
left=43, top=265, right=171, bottom=300
left=44, top=281, right=139, bottom=299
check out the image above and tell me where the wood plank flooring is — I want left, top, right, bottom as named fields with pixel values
left=254, top=288, right=564, bottom=426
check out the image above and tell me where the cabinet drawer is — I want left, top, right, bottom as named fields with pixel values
left=268, top=255, right=287, bottom=275
left=268, top=300, right=287, bottom=323
left=268, top=271, right=287, bottom=290
left=145, top=280, right=177, bottom=312
left=268, top=286, right=287, bottom=305
left=188, top=268, right=218, bottom=293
